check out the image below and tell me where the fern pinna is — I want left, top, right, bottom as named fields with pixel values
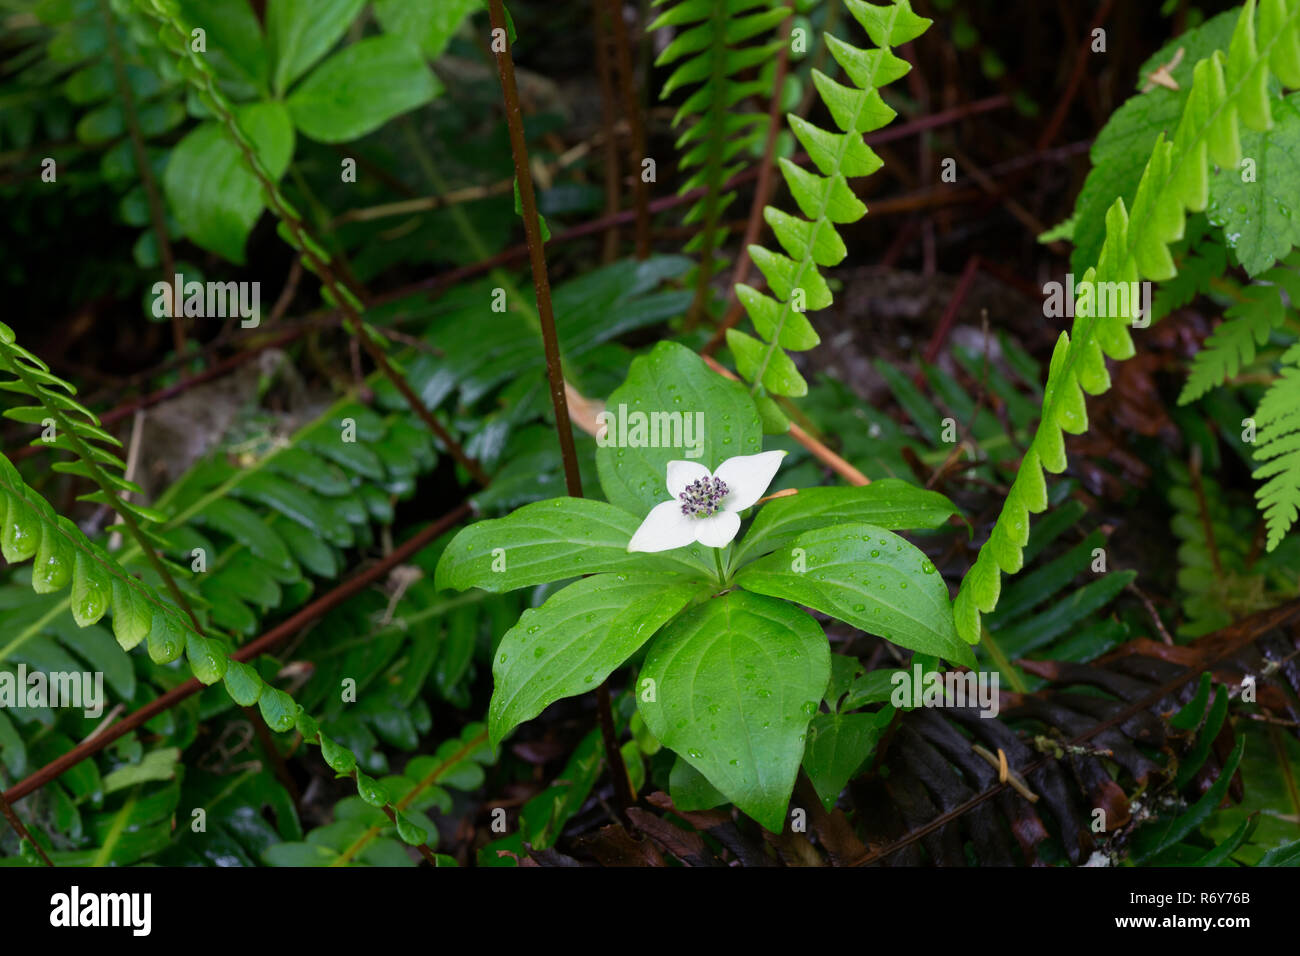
left=1172, top=253, right=1300, bottom=549
left=729, top=0, right=931, bottom=424
left=955, top=0, right=1300, bottom=645
left=652, top=0, right=790, bottom=321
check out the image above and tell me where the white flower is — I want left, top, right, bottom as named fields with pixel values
left=627, top=450, right=787, bottom=553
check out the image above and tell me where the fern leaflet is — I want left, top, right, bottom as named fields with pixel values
left=1178, top=278, right=1290, bottom=403
left=731, top=0, right=930, bottom=416
left=1252, top=363, right=1300, bottom=547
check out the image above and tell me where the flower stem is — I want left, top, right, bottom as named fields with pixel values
left=713, top=547, right=728, bottom=586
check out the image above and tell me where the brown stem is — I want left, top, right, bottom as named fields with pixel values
left=595, top=683, right=634, bottom=823
left=0, top=788, right=53, bottom=865
left=2, top=503, right=472, bottom=806
left=487, top=0, right=583, bottom=500
left=489, top=0, right=640, bottom=816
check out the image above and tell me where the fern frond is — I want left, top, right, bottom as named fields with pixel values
left=652, top=0, right=789, bottom=318
left=730, top=0, right=930, bottom=410
left=1252, top=363, right=1300, bottom=547
left=956, top=0, right=1300, bottom=643
left=266, top=722, right=495, bottom=866
left=0, top=323, right=163, bottom=532
left=0, top=434, right=437, bottom=847
left=1178, top=278, right=1289, bottom=403
left=1166, top=461, right=1263, bottom=635
left=0, top=338, right=447, bottom=844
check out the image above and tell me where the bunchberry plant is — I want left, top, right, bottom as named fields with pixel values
left=2, top=0, right=1296, bottom=873
left=437, top=342, right=967, bottom=828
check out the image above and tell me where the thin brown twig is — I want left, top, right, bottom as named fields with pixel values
left=267, top=258, right=304, bottom=326
left=0, top=788, right=53, bottom=865
left=331, top=179, right=516, bottom=226
left=922, top=254, right=981, bottom=364
left=488, top=0, right=583, bottom=500
left=1127, top=581, right=1175, bottom=646
left=1036, top=0, right=1117, bottom=151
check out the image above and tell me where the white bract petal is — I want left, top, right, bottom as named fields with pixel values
left=715, top=450, right=787, bottom=512
left=694, top=510, right=740, bottom=548
left=666, top=459, right=711, bottom=498
left=628, top=500, right=699, bottom=552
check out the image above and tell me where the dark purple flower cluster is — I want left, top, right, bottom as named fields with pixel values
left=678, top=476, right=729, bottom=518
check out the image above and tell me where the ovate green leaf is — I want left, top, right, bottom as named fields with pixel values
left=637, top=591, right=830, bottom=831
left=737, top=523, right=974, bottom=666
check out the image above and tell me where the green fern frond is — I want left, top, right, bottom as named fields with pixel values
left=266, top=722, right=496, bottom=866
left=0, top=322, right=165, bottom=534
left=1166, top=461, right=1264, bottom=635
left=1178, top=277, right=1290, bottom=403
left=0, top=335, right=435, bottom=838
left=652, top=0, right=790, bottom=318
left=1252, top=363, right=1300, bottom=547
left=956, top=0, right=1300, bottom=644
left=0, top=433, right=431, bottom=842
left=730, top=0, right=930, bottom=408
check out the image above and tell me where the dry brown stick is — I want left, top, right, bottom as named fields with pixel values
left=331, top=180, right=516, bottom=226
